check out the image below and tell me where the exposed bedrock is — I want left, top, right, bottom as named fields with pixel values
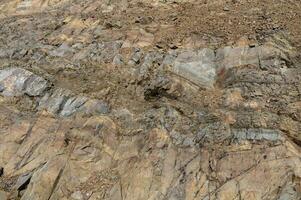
left=0, top=0, right=301, bottom=199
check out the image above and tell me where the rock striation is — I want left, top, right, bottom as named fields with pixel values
left=0, top=0, right=301, bottom=200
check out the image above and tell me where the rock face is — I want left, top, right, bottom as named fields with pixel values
left=0, top=68, right=48, bottom=97
left=170, top=48, right=216, bottom=88
left=1, top=0, right=301, bottom=200
left=0, top=68, right=109, bottom=117
left=165, top=45, right=285, bottom=88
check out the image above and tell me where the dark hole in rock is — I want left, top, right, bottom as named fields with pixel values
left=0, top=167, right=3, bottom=177
left=291, top=138, right=301, bottom=147
left=15, top=173, right=32, bottom=191
left=144, top=87, right=176, bottom=101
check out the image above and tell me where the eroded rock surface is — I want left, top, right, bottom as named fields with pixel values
left=1, top=0, right=301, bottom=200
left=0, top=68, right=48, bottom=97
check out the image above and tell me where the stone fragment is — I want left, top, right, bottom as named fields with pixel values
left=24, top=74, right=49, bottom=96
left=223, top=6, right=230, bottom=11
left=128, top=48, right=143, bottom=66
left=113, top=54, right=124, bottom=66
left=49, top=43, right=74, bottom=57
left=0, top=68, right=48, bottom=97
left=39, top=88, right=72, bottom=114
left=60, top=96, right=88, bottom=117
left=39, top=89, right=109, bottom=116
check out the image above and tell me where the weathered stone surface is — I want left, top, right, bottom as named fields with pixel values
left=60, top=96, right=88, bottom=117
left=39, top=89, right=109, bottom=117
left=39, top=88, right=73, bottom=114
left=0, top=190, right=8, bottom=200
left=216, top=44, right=289, bottom=74
left=0, top=1, right=301, bottom=199
left=49, top=43, right=74, bottom=57
left=20, top=157, right=66, bottom=200
left=82, top=99, right=110, bottom=115
left=232, top=128, right=282, bottom=141
left=165, top=44, right=285, bottom=89
left=0, top=41, right=300, bottom=199
left=168, top=48, right=216, bottom=88
left=0, top=68, right=48, bottom=97
left=70, top=191, right=84, bottom=200
left=14, top=173, right=32, bottom=191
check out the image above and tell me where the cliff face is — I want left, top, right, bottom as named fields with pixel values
left=1, top=0, right=301, bottom=200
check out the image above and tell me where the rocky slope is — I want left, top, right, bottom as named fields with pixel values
left=0, top=0, right=301, bottom=200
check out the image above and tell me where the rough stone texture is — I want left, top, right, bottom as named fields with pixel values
left=0, top=190, right=8, bottom=200
left=216, top=45, right=283, bottom=71
left=171, top=48, right=216, bottom=88
left=165, top=44, right=286, bottom=89
left=38, top=89, right=109, bottom=117
left=0, top=0, right=301, bottom=200
left=232, top=128, right=282, bottom=141
left=0, top=68, right=48, bottom=97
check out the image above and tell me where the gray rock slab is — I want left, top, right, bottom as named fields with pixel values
left=0, top=68, right=48, bottom=97
left=171, top=48, right=216, bottom=88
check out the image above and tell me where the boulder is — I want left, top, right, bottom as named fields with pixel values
left=0, top=68, right=48, bottom=97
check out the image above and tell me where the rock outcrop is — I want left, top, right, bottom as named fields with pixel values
left=0, top=68, right=48, bottom=97
left=0, top=0, right=301, bottom=200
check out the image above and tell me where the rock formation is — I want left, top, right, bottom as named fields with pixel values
left=0, top=0, right=301, bottom=199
